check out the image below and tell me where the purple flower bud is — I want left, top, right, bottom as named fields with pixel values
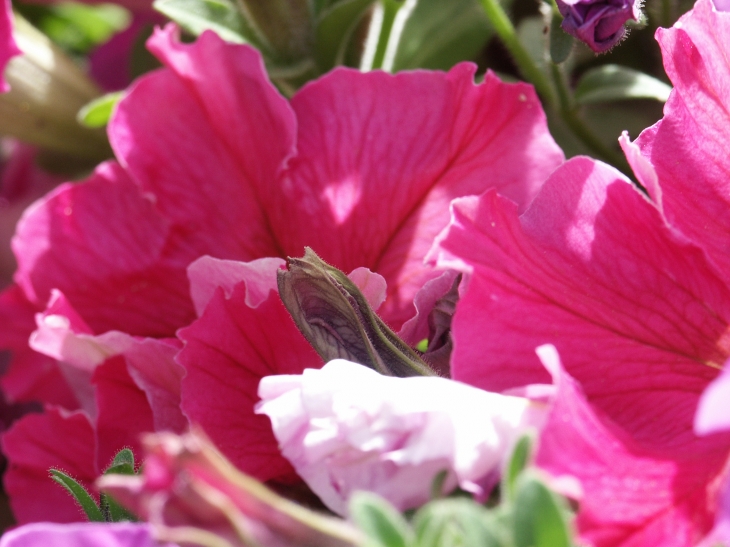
left=557, top=0, right=641, bottom=53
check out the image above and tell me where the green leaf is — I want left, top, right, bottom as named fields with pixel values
left=110, top=448, right=135, bottom=469
left=315, top=0, right=375, bottom=71
left=501, top=434, right=533, bottom=501
left=549, top=9, right=573, bottom=64
left=153, top=0, right=250, bottom=44
left=49, top=469, right=105, bottom=522
left=77, top=92, right=123, bottom=129
left=512, top=471, right=574, bottom=547
left=390, top=0, right=494, bottom=71
left=350, top=492, right=413, bottom=547
left=100, top=492, right=137, bottom=523
left=574, top=65, right=672, bottom=105
left=16, top=2, right=130, bottom=54
left=414, top=499, right=507, bottom=547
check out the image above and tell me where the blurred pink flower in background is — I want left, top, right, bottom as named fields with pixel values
left=430, top=0, right=730, bottom=543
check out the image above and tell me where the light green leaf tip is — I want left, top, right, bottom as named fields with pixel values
left=77, top=91, right=123, bottom=128
left=575, top=64, right=672, bottom=105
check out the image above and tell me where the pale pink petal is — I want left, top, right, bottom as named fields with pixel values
left=179, top=278, right=319, bottom=482
left=398, top=269, right=461, bottom=347
left=0, top=523, right=168, bottom=547
left=433, top=157, right=730, bottom=543
left=13, top=161, right=193, bottom=337
left=632, top=0, right=730, bottom=277
left=0, top=0, right=20, bottom=94
left=31, top=290, right=186, bottom=432
left=695, top=358, right=730, bottom=435
left=277, top=68, right=563, bottom=328
left=257, top=359, right=549, bottom=514
left=187, top=256, right=284, bottom=316
left=536, top=346, right=730, bottom=546
left=346, top=267, right=387, bottom=311
left=2, top=407, right=98, bottom=523
left=110, top=25, right=295, bottom=262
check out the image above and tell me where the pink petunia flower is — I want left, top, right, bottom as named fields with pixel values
left=0, top=522, right=175, bottom=547
left=1, top=18, right=563, bottom=521
left=430, top=0, right=730, bottom=544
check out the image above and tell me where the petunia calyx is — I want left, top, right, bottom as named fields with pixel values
left=277, top=247, right=435, bottom=377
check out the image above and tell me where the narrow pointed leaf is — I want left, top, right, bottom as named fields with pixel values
left=100, top=492, right=138, bottom=522
left=49, top=469, right=105, bottom=522
left=501, top=434, right=533, bottom=501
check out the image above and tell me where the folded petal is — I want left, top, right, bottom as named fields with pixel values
left=93, top=356, right=154, bottom=470
left=632, top=0, right=730, bottom=277
left=536, top=347, right=730, bottom=546
left=2, top=407, right=97, bottom=523
left=279, top=67, right=563, bottom=327
left=433, top=156, right=730, bottom=543
left=110, top=25, right=295, bottom=262
left=13, top=161, right=192, bottom=337
left=179, top=260, right=319, bottom=482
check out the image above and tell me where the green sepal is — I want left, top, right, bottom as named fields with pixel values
left=512, top=470, right=574, bottom=547
left=109, top=447, right=135, bottom=469
left=574, top=65, right=672, bottom=105
left=413, top=498, right=507, bottom=547
left=49, top=469, right=104, bottom=522
left=77, top=91, right=123, bottom=129
left=350, top=492, right=414, bottom=547
left=100, top=492, right=138, bottom=523
left=278, top=247, right=435, bottom=377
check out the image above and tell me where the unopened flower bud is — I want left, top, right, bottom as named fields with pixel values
left=0, top=15, right=111, bottom=160
left=277, top=247, right=435, bottom=377
left=556, top=0, right=641, bottom=53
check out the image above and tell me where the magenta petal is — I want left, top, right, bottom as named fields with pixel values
left=633, top=0, right=730, bottom=277
left=0, top=522, right=168, bottom=547
left=0, top=286, right=76, bottom=407
left=279, top=67, right=563, bottom=327
left=31, top=290, right=186, bottom=431
left=93, top=357, right=154, bottom=470
left=2, top=408, right=97, bottom=524
left=13, top=161, right=192, bottom=337
left=536, top=348, right=730, bottom=546
left=434, top=157, right=730, bottom=542
left=695, top=358, right=730, bottom=435
left=0, top=0, right=20, bottom=94
left=110, top=25, right=295, bottom=262
left=179, top=277, right=320, bottom=482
